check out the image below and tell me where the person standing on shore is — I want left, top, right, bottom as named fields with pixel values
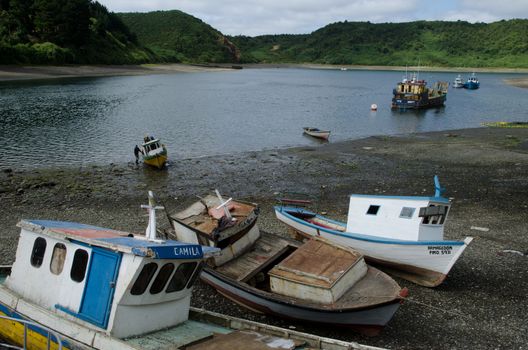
left=134, top=145, right=143, bottom=164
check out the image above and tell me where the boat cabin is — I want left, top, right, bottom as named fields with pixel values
left=268, top=238, right=368, bottom=304
left=142, top=139, right=163, bottom=155
left=4, top=219, right=217, bottom=339
left=395, top=78, right=427, bottom=95
left=346, top=194, right=450, bottom=242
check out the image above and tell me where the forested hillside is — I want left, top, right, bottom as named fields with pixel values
left=231, top=20, right=528, bottom=68
left=2, top=3, right=528, bottom=69
left=0, top=0, right=156, bottom=64
left=118, top=10, right=240, bottom=63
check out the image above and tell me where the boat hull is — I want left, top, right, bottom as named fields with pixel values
left=274, top=206, right=472, bottom=287
left=463, top=82, right=479, bottom=89
left=391, top=94, right=446, bottom=110
left=0, top=300, right=81, bottom=350
left=143, top=150, right=167, bottom=169
left=303, top=129, right=330, bottom=140
left=200, top=268, right=402, bottom=336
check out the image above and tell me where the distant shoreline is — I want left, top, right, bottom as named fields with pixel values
left=1, top=63, right=528, bottom=83
left=0, top=64, right=233, bottom=82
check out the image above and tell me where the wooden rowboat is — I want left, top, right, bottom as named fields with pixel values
left=303, top=127, right=330, bottom=140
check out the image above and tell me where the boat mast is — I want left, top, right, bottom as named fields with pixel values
left=142, top=191, right=165, bottom=240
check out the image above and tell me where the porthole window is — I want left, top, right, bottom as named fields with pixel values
left=70, top=249, right=89, bottom=283
left=30, top=237, right=47, bottom=268
left=50, top=243, right=67, bottom=275
left=150, top=263, right=175, bottom=295
left=366, top=205, right=380, bottom=216
left=166, top=262, right=197, bottom=293
left=131, top=262, right=158, bottom=295
left=186, top=262, right=203, bottom=289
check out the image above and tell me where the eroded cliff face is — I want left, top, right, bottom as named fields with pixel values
left=219, top=35, right=241, bottom=62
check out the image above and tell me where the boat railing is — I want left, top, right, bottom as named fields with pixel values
left=0, top=314, right=64, bottom=350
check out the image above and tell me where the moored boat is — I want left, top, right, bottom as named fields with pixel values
left=142, top=136, right=167, bottom=169
left=391, top=74, right=448, bottom=110
left=463, top=73, right=480, bottom=89
left=453, top=75, right=464, bottom=88
left=303, top=127, right=330, bottom=140
left=169, top=194, right=407, bottom=336
left=274, top=176, right=473, bottom=287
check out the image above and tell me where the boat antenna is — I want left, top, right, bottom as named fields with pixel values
left=434, top=175, right=446, bottom=198
left=417, top=58, right=421, bottom=81
left=141, top=191, right=165, bottom=240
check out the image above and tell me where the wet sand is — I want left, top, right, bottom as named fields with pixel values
left=504, top=77, right=528, bottom=89
left=0, top=64, right=233, bottom=81
left=1, top=127, right=527, bottom=349
left=1, top=63, right=528, bottom=83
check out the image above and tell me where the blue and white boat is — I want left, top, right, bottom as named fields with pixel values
left=463, top=73, right=480, bottom=89
left=275, top=177, right=473, bottom=287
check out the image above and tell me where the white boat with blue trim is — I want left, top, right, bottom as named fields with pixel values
left=275, top=177, right=473, bottom=287
left=0, top=192, right=371, bottom=350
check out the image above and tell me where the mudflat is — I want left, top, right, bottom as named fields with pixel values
left=0, top=64, right=233, bottom=81
left=0, top=127, right=527, bottom=349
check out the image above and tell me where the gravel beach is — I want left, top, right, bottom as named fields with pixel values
left=1, top=127, right=527, bottom=349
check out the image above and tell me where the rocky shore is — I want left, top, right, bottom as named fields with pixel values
left=1, top=127, right=527, bottom=349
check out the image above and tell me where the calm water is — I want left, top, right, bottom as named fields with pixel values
left=0, top=68, right=527, bottom=169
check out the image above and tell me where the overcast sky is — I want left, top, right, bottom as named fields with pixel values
left=99, top=0, right=528, bottom=36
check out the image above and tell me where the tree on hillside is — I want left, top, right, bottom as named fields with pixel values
left=33, top=0, right=90, bottom=47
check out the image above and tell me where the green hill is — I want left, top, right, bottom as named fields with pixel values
left=118, top=10, right=240, bottom=63
left=0, top=0, right=156, bottom=64
left=230, top=20, right=528, bottom=68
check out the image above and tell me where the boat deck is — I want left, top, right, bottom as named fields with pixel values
left=124, top=320, right=231, bottom=349
left=215, top=232, right=299, bottom=281
left=173, top=196, right=256, bottom=236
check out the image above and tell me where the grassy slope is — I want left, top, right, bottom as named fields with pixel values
left=118, top=10, right=239, bottom=63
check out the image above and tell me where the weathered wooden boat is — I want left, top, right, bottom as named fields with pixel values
left=169, top=191, right=260, bottom=267
left=453, top=75, right=464, bottom=88
left=169, top=195, right=407, bottom=336
left=0, top=194, right=369, bottom=350
left=303, top=127, right=330, bottom=140
left=142, top=137, right=167, bottom=169
left=463, top=73, right=480, bottom=89
left=275, top=176, right=473, bottom=287
left=391, top=73, right=448, bottom=110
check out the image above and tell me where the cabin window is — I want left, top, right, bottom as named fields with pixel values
left=30, top=237, right=47, bottom=268
left=150, top=263, right=175, bottom=295
left=50, top=243, right=67, bottom=275
left=70, top=249, right=89, bottom=282
left=186, top=262, right=203, bottom=289
left=131, top=262, right=158, bottom=295
left=399, top=207, right=415, bottom=219
left=419, top=205, right=449, bottom=225
left=366, top=205, right=380, bottom=216
left=166, top=262, right=197, bottom=293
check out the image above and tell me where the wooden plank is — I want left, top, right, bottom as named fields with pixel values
left=185, top=331, right=304, bottom=350
left=215, top=233, right=298, bottom=281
